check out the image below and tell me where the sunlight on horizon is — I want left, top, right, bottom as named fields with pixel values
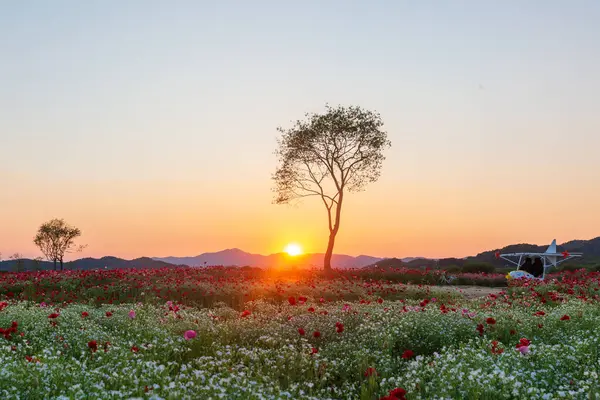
left=283, top=243, right=303, bottom=257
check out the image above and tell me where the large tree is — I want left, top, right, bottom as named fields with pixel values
left=34, top=218, right=83, bottom=271
left=273, top=104, right=391, bottom=270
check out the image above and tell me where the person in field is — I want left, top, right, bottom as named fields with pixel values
left=520, top=257, right=534, bottom=275
left=531, top=257, right=544, bottom=277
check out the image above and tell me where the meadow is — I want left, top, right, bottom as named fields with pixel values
left=0, top=267, right=599, bottom=399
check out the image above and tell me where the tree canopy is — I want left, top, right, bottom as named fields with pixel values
left=34, top=218, right=83, bottom=271
left=273, top=104, right=391, bottom=270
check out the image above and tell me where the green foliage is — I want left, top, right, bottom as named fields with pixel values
left=461, top=262, right=495, bottom=274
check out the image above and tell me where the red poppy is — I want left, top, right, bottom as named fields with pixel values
left=307, top=307, right=315, bottom=313
left=48, top=313, right=59, bottom=319
left=486, top=317, right=496, bottom=325
left=81, top=311, right=89, bottom=318
left=388, top=387, right=407, bottom=399
left=298, top=328, right=305, bottom=336
left=311, top=347, right=318, bottom=354
left=240, top=310, right=251, bottom=318
left=491, top=340, right=504, bottom=355
left=364, top=367, right=377, bottom=377
left=131, top=345, right=139, bottom=353
left=288, top=296, right=296, bottom=306
left=88, top=340, right=97, bottom=353
left=476, top=323, right=484, bottom=336
left=401, top=349, right=415, bottom=359
left=335, top=322, right=344, bottom=333
left=313, top=331, right=321, bottom=338
left=560, top=314, right=570, bottom=321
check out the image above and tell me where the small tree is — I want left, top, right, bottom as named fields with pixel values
left=33, top=218, right=84, bottom=271
left=9, top=253, right=25, bottom=272
left=33, top=256, right=44, bottom=272
left=273, top=104, right=391, bottom=270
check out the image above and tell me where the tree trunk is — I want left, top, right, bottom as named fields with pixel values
left=60, top=258, right=63, bottom=271
left=53, top=259, right=57, bottom=271
left=323, top=233, right=336, bottom=271
left=323, top=193, right=343, bottom=271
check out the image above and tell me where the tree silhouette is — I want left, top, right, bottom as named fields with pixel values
left=34, top=218, right=85, bottom=271
left=273, top=104, right=391, bottom=270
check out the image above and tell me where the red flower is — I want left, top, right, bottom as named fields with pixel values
left=313, top=331, right=321, bottom=338
left=311, top=347, right=318, bottom=354
left=298, top=328, right=305, bottom=336
left=307, top=307, right=315, bottom=313
left=240, top=310, right=251, bottom=318
left=105, top=311, right=113, bottom=317
left=81, top=312, right=89, bottom=318
left=515, top=338, right=530, bottom=349
left=389, top=387, right=407, bottom=399
left=335, top=322, right=344, bottom=333
left=48, top=313, right=59, bottom=319
left=131, top=345, right=139, bottom=353
left=486, top=317, right=496, bottom=325
left=401, top=349, right=415, bottom=359
left=491, top=340, right=504, bottom=355
left=88, top=340, right=97, bottom=353
left=364, top=367, right=377, bottom=377
left=560, top=314, right=570, bottom=321
left=288, top=296, right=296, bottom=306
left=377, top=298, right=384, bottom=304
left=476, top=323, right=484, bottom=336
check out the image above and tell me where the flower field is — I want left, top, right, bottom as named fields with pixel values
left=0, top=268, right=599, bottom=399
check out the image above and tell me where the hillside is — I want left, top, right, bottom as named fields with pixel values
left=369, top=237, right=600, bottom=270
left=154, top=249, right=384, bottom=268
left=0, top=257, right=180, bottom=272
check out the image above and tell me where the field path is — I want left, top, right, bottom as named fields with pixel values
left=435, top=285, right=505, bottom=299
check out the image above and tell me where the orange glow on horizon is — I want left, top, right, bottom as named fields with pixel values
left=283, top=243, right=303, bottom=257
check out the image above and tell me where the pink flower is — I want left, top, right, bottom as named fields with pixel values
left=39, top=302, right=47, bottom=308
left=184, top=330, right=197, bottom=340
left=128, top=310, right=136, bottom=319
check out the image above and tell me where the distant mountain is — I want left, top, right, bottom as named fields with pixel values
left=4, top=237, right=598, bottom=272
left=369, top=237, right=600, bottom=269
left=0, top=256, right=180, bottom=272
left=474, top=237, right=600, bottom=266
left=154, top=249, right=387, bottom=268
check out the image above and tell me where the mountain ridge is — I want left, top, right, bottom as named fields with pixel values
left=2, top=236, right=599, bottom=271
left=153, top=250, right=387, bottom=268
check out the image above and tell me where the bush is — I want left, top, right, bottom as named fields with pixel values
left=461, top=262, right=495, bottom=274
left=445, top=265, right=462, bottom=274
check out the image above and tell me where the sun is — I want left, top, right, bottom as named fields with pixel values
left=284, top=243, right=303, bottom=257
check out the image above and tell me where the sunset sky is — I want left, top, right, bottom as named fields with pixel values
left=2, top=1, right=600, bottom=261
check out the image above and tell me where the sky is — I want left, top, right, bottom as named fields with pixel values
left=1, top=1, right=600, bottom=261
